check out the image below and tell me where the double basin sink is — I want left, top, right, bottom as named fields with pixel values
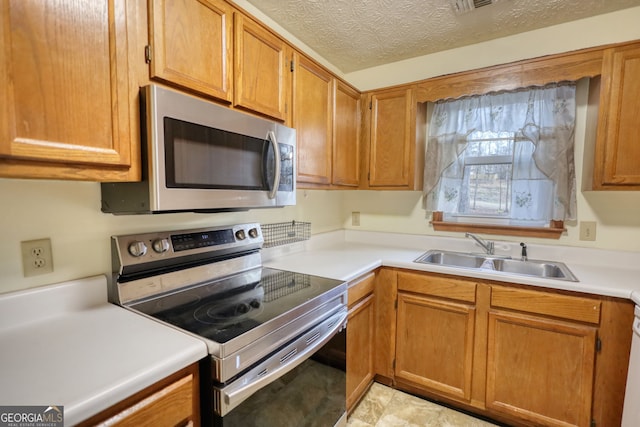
left=414, top=250, right=578, bottom=282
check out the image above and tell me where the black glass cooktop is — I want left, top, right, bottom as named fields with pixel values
left=130, top=267, right=344, bottom=344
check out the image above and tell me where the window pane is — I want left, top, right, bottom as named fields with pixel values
left=459, top=164, right=512, bottom=216
left=466, top=139, right=513, bottom=158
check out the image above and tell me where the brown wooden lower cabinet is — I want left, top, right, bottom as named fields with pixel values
left=486, top=310, right=597, bottom=426
left=346, top=272, right=376, bottom=412
left=378, top=268, right=634, bottom=427
left=395, top=283, right=476, bottom=402
left=77, top=363, right=200, bottom=427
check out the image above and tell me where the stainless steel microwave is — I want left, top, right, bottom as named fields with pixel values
left=101, top=84, right=296, bottom=214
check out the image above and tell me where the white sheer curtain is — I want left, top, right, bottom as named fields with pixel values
left=423, top=83, right=577, bottom=222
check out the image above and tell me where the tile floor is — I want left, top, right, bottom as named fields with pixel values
left=347, top=383, right=500, bottom=427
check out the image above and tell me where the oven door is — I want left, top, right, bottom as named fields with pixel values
left=210, top=308, right=347, bottom=427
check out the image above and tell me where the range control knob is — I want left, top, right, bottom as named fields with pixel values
left=152, top=238, right=170, bottom=254
left=248, top=228, right=259, bottom=239
left=235, top=229, right=246, bottom=240
left=128, top=241, right=148, bottom=257
left=236, top=303, right=250, bottom=314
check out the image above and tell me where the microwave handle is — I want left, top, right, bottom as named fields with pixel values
left=267, top=131, right=281, bottom=199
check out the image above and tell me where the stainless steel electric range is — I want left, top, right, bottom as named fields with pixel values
left=109, top=223, right=347, bottom=427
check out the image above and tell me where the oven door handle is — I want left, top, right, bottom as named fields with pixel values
left=215, top=308, right=347, bottom=416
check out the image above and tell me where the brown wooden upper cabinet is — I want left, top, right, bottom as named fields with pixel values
left=0, top=0, right=138, bottom=181
left=148, top=0, right=233, bottom=103
left=293, top=52, right=334, bottom=185
left=593, top=44, right=640, bottom=189
left=364, top=88, right=425, bottom=190
left=234, top=13, right=291, bottom=121
left=293, top=52, right=361, bottom=188
left=333, top=80, right=361, bottom=187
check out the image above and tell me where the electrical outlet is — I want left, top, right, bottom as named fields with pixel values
left=352, top=211, right=361, bottom=226
left=579, top=221, right=597, bottom=241
left=21, top=238, right=54, bottom=277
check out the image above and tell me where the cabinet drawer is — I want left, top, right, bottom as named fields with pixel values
left=348, top=272, right=375, bottom=306
left=491, top=286, right=601, bottom=324
left=397, top=272, right=476, bottom=303
left=105, top=374, right=193, bottom=427
left=78, top=364, right=198, bottom=427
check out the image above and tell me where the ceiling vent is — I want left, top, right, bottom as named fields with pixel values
left=451, top=0, right=501, bottom=14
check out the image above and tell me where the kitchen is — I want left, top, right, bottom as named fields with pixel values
left=2, top=0, right=640, bottom=426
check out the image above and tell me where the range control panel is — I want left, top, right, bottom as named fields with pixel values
left=112, top=223, right=263, bottom=271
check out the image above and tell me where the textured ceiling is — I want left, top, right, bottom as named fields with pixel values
left=244, top=0, right=640, bottom=73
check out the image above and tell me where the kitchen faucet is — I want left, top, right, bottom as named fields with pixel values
left=465, top=232, right=494, bottom=255
left=520, top=242, right=528, bottom=261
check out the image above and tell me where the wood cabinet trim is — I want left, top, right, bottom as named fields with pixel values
left=374, top=268, right=397, bottom=379
left=414, top=47, right=603, bottom=103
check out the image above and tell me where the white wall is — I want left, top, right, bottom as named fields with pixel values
left=345, top=6, right=640, bottom=91
left=0, top=183, right=344, bottom=294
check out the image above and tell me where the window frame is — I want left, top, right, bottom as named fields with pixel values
left=430, top=129, right=566, bottom=239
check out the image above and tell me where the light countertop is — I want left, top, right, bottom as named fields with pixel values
left=0, top=275, right=207, bottom=426
left=264, top=230, right=640, bottom=300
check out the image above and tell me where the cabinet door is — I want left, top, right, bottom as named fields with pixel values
left=347, top=293, right=375, bottom=411
left=293, top=53, right=333, bottom=185
left=149, top=0, right=233, bottom=102
left=594, top=45, right=640, bottom=188
left=486, top=310, right=596, bottom=427
left=333, top=81, right=360, bottom=187
left=395, top=292, right=476, bottom=402
left=368, top=88, right=417, bottom=188
left=0, top=0, right=134, bottom=180
left=234, top=14, right=289, bottom=121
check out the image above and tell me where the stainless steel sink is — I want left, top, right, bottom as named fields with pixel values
left=414, top=250, right=578, bottom=282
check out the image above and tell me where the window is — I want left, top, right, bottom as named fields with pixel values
left=423, top=83, right=577, bottom=236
